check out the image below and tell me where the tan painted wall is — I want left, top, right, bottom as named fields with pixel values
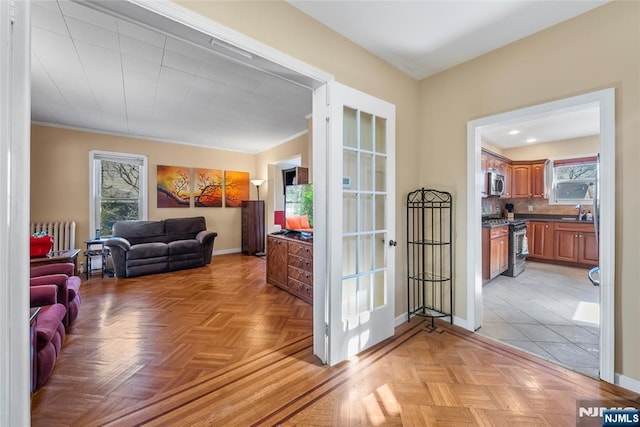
left=31, top=125, right=257, bottom=253
left=503, top=135, right=599, bottom=160
left=177, top=0, right=422, bottom=316
left=419, top=1, right=639, bottom=379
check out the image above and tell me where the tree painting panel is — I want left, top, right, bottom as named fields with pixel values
left=224, top=170, right=249, bottom=207
left=194, top=168, right=223, bottom=207
left=157, top=165, right=191, bottom=208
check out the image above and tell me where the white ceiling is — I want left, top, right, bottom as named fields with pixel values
left=31, top=0, right=312, bottom=154
left=481, top=104, right=600, bottom=149
left=288, top=0, right=609, bottom=80
left=31, top=1, right=608, bottom=153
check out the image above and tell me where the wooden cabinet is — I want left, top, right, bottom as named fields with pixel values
left=241, top=200, right=265, bottom=255
left=503, top=163, right=513, bottom=198
left=554, top=222, right=598, bottom=266
left=266, top=235, right=287, bottom=288
left=512, top=164, right=531, bottom=198
left=481, top=149, right=512, bottom=198
left=266, top=234, right=313, bottom=303
left=482, top=225, right=509, bottom=281
left=527, top=221, right=554, bottom=260
left=530, top=161, right=546, bottom=198
left=512, top=160, right=547, bottom=198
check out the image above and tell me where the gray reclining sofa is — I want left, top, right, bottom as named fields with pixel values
left=105, top=216, right=217, bottom=278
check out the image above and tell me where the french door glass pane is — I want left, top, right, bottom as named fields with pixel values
left=375, top=117, right=386, bottom=154
left=358, top=234, right=373, bottom=273
left=360, top=194, right=373, bottom=232
left=342, top=277, right=357, bottom=319
left=344, top=107, right=357, bottom=149
left=358, top=274, right=372, bottom=314
left=373, top=271, right=385, bottom=309
left=360, top=112, right=373, bottom=151
left=375, top=155, right=386, bottom=192
left=375, top=195, right=386, bottom=230
left=343, top=235, right=357, bottom=276
left=360, top=152, right=374, bottom=191
left=375, top=232, right=386, bottom=269
left=343, top=193, right=357, bottom=233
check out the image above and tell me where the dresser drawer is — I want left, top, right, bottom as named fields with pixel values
left=288, top=241, right=312, bottom=259
left=289, top=254, right=312, bottom=273
left=288, top=278, right=313, bottom=304
left=288, top=265, right=313, bottom=285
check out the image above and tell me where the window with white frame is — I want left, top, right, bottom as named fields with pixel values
left=90, top=151, right=148, bottom=237
left=550, top=156, right=598, bottom=205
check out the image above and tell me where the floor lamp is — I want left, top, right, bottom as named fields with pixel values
left=250, top=179, right=265, bottom=200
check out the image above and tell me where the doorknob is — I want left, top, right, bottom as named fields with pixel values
left=389, top=240, right=397, bottom=247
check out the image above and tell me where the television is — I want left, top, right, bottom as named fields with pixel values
left=284, top=184, right=313, bottom=233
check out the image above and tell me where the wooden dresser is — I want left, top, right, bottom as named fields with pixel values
left=266, top=234, right=313, bottom=303
left=241, top=200, right=265, bottom=255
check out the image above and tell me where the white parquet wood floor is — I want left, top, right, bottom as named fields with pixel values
left=30, top=254, right=638, bottom=426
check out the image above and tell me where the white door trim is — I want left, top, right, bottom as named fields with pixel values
left=0, top=0, right=31, bottom=424
left=466, top=88, right=615, bottom=383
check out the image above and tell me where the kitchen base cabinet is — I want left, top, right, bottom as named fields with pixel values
left=266, top=234, right=313, bottom=303
left=482, top=225, right=508, bottom=281
left=527, top=221, right=554, bottom=260
left=554, top=222, right=598, bottom=267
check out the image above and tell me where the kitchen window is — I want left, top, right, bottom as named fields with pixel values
left=549, top=156, right=597, bottom=205
left=90, top=151, right=148, bottom=236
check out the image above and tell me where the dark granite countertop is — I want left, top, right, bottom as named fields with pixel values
left=514, top=214, right=595, bottom=223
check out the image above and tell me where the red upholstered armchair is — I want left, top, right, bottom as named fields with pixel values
left=30, top=284, right=66, bottom=390
left=30, top=263, right=81, bottom=328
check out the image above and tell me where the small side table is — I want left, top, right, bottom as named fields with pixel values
left=30, top=249, right=81, bottom=275
left=84, top=238, right=110, bottom=279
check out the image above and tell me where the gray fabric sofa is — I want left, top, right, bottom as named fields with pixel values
left=105, top=216, right=217, bottom=278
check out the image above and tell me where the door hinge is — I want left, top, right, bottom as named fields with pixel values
left=325, top=323, right=329, bottom=336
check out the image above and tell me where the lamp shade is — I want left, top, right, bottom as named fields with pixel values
left=250, top=179, right=265, bottom=187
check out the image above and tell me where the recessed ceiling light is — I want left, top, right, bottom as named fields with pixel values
left=525, top=138, right=537, bottom=143
left=508, top=130, right=520, bottom=135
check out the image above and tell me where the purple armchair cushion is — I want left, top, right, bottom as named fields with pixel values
left=30, top=285, right=58, bottom=307
left=30, top=262, right=75, bottom=278
left=35, top=303, right=66, bottom=351
left=66, top=275, right=81, bottom=300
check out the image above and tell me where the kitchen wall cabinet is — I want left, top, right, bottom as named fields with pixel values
left=508, top=160, right=548, bottom=199
left=554, top=222, right=598, bottom=266
left=512, top=164, right=531, bottom=198
left=481, top=149, right=512, bottom=198
left=527, top=221, right=554, bottom=260
left=530, top=161, right=546, bottom=198
left=482, top=225, right=509, bottom=281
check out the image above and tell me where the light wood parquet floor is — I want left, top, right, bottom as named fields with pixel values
left=31, top=254, right=638, bottom=426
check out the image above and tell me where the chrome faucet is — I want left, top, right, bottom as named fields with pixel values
left=576, top=204, right=582, bottom=220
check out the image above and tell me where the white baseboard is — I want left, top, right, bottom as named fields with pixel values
left=615, top=373, right=640, bottom=394
left=213, top=248, right=242, bottom=256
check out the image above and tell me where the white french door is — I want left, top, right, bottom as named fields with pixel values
left=319, top=82, right=396, bottom=366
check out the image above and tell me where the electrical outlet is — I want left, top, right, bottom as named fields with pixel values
left=528, top=205, right=534, bottom=212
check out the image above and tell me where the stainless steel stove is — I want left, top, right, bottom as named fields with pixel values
left=482, top=217, right=528, bottom=277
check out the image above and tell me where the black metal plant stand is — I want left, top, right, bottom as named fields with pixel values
left=407, top=188, right=453, bottom=332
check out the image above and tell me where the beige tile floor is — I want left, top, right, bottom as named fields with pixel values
left=478, top=261, right=600, bottom=378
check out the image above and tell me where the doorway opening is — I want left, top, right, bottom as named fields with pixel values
left=466, top=89, right=615, bottom=383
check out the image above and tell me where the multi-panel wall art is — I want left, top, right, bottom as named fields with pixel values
left=157, top=166, right=249, bottom=208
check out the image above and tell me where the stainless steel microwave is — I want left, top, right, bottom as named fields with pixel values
left=487, top=171, right=505, bottom=196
